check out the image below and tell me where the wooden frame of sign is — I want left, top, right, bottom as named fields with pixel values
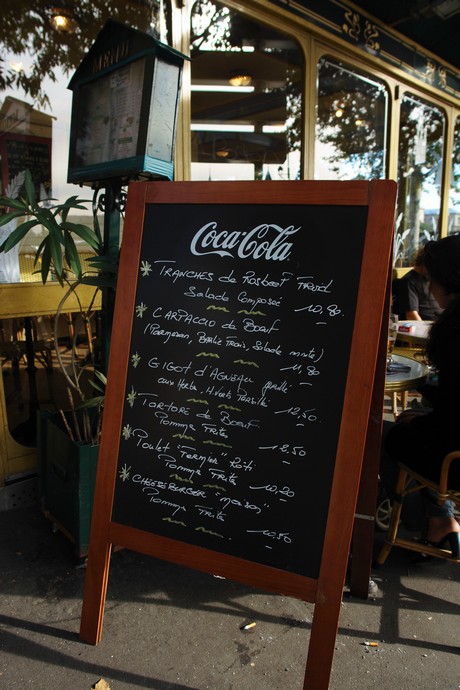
left=80, top=180, right=396, bottom=689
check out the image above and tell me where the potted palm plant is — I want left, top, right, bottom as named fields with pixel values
left=0, top=169, right=117, bottom=558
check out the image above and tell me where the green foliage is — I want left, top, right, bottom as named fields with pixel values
left=79, top=370, right=107, bottom=412
left=0, top=167, right=118, bottom=442
left=0, top=170, right=102, bottom=285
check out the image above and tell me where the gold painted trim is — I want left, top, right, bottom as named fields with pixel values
left=0, top=283, right=102, bottom=320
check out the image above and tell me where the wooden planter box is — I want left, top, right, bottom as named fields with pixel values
left=38, top=410, right=99, bottom=559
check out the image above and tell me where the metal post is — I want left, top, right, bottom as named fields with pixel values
left=93, top=180, right=126, bottom=373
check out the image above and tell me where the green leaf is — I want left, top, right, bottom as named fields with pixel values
left=86, top=253, right=119, bottom=272
left=48, top=234, right=64, bottom=279
left=40, top=242, right=52, bottom=284
left=81, top=275, right=117, bottom=288
left=88, top=379, right=105, bottom=393
left=0, top=219, right=39, bottom=252
left=62, top=222, right=101, bottom=251
left=93, top=370, right=107, bottom=386
left=0, top=210, right=27, bottom=227
left=57, top=196, right=92, bottom=223
left=35, top=208, right=62, bottom=238
left=63, top=231, right=82, bottom=276
left=93, top=211, right=103, bottom=246
left=34, top=237, right=47, bottom=265
left=24, top=170, right=36, bottom=207
left=35, top=234, right=63, bottom=283
left=57, top=195, right=92, bottom=211
left=78, top=395, right=105, bottom=410
left=0, top=198, right=29, bottom=211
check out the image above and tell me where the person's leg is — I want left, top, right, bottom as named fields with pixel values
left=422, top=489, right=460, bottom=546
left=381, top=419, right=460, bottom=555
left=380, top=421, right=425, bottom=531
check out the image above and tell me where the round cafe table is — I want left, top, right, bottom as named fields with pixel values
left=385, top=353, right=429, bottom=392
left=385, top=353, right=429, bottom=416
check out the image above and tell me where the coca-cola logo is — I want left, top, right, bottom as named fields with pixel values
left=190, top=222, right=299, bottom=261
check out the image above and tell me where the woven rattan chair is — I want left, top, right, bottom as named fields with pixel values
left=377, top=451, right=460, bottom=564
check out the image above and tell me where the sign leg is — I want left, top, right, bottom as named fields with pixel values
left=79, top=537, right=112, bottom=644
left=302, top=580, right=343, bottom=689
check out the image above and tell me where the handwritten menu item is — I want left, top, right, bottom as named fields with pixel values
left=81, top=181, right=397, bottom=690
left=112, top=202, right=366, bottom=578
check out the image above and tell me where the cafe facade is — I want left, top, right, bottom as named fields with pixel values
left=1, top=0, right=460, bottom=492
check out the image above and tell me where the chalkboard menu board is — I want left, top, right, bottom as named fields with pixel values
left=81, top=181, right=397, bottom=689
left=111, top=201, right=367, bottom=579
left=0, top=135, right=52, bottom=197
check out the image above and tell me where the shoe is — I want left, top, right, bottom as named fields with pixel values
left=422, top=532, right=460, bottom=558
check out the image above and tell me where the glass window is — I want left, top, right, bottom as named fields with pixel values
left=395, top=94, right=445, bottom=266
left=0, top=2, right=170, bottom=447
left=315, top=58, right=388, bottom=180
left=0, top=2, right=170, bottom=248
left=190, top=0, right=303, bottom=181
left=448, top=116, right=460, bottom=235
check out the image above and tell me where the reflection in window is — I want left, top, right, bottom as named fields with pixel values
left=395, top=94, right=444, bottom=266
left=0, top=1, right=171, bottom=253
left=0, top=1, right=170, bottom=445
left=0, top=2, right=170, bottom=110
left=0, top=1, right=172, bottom=280
left=449, top=116, right=460, bottom=235
left=315, top=58, right=388, bottom=180
left=190, top=0, right=303, bottom=181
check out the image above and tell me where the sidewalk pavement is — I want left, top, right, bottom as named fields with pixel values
left=0, top=503, right=459, bottom=690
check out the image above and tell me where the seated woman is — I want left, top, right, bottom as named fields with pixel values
left=381, top=235, right=460, bottom=557
left=395, top=246, right=442, bottom=321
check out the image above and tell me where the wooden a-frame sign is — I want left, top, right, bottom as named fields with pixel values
left=80, top=179, right=397, bottom=689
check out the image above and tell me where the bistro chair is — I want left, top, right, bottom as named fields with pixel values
left=377, top=452, right=460, bottom=565
left=387, top=344, right=428, bottom=417
left=0, top=317, right=53, bottom=372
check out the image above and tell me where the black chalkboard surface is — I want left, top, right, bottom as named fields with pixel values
left=2, top=135, right=52, bottom=197
left=111, top=201, right=367, bottom=578
left=81, top=180, right=397, bottom=689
